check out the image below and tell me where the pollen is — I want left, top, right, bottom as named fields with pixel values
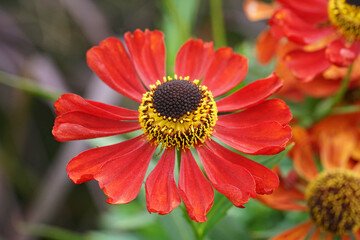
left=138, top=75, right=218, bottom=150
left=328, top=0, right=360, bottom=40
left=305, top=169, right=360, bottom=235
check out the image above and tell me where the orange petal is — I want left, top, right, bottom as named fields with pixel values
left=244, top=0, right=277, bottom=21
left=257, top=170, right=307, bottom=211
left=351, top=140, right=360, bottom=161
left=256, top=29, right=279, bottom=64
left=270, top=221, right=314, bottom=240
left=309, top=228, right=333, bottom=240
left=340, top=230, right=360, bottom=240
left=291, top=126, right=318, bottom=181
left=311, top=115, right=359, bottom=170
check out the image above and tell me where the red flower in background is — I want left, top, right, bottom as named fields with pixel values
left=244, top=0, right=360, bottom=100
left=52, top=29, right=292, bottom=222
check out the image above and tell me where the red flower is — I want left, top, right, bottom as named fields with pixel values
left=52, top=29, right=292, bottom=222
left=244, top=0, right=360, bottom=100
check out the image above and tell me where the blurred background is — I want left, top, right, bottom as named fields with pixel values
left=0, top=0, right=306, bottom=239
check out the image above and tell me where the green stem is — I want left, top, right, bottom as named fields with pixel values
left=210, top=0, right=227, bottom=48
left=176, top=149, right=181, bottom=173
left=180, top=205, right=202, bottom=240
left=314, top=64, right=353, bottom=122
left=0, top=71, right=62, bottom=101
left=163, top=0, right=189, bottom=42
left=331, top=105, right=360, bottom=115
left=333, top=64, right=353, bottom=104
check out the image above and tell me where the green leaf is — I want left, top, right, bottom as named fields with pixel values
left=20, top=223, right=86, bottom=240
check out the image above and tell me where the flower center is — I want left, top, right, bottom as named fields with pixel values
left=305, top=169, right=360, bottom=235
left=138, top=76, right=218, bottom=150
left=328, top=0, right=360, bottom=39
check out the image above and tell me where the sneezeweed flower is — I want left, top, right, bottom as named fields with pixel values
left=52, top=29, right=292, bottom=222
left=258, top=113, right=360, bottom=239
left=244, top=0, right=360, bottom=100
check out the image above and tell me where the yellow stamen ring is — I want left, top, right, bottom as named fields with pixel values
left=138, top=75, right=218, bottom=150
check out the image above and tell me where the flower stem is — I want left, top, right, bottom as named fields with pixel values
left=333, top=64, right=353, bottom=104
left=210, top=0, right=227, bottom=48
left=176, top=149, right=181, bottom=174
left=180, top=205, right=203, bottom=240
left=162, top=0, right=189, bottom=43
left=314, top=64, right=353, bottom=122
left=0, top=71, right=61, bottom=101
left=331, top=105, right=360, bottom=115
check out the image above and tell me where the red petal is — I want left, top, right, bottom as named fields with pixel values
left=202, top=47, right=248, bottom=97
left=175, top=39, right=214, bottom=80
left=54, top=93, right=138, bottom=119
left=276, top=0, right=328, bottom=24
left=256, top=29, right=279, bottom=64
left=86, top=37, right=145, bottom=102
left=269, top=8, right=333, bottom=45
left=196, top=145, right=256, bottom=207
left=213, top=122, right=292, bottom=155
left=216, top=73, right=282, bottom=112
left=326, top=39, right=360, bottom=67
left=67, top=135, right=147, bottom=184
left=298, top=75, right=341, bottom=97
left=53, top=112, right=140, bottom=141
left=217, top=99, right=292, bottom=128
left=94, top=140, right=157, bottom=204
left=205, top=140, right=279, bottom=195
left=179, top=150, right=214, bottom=222
left=145, top=148, right=181, bottom=215
left=125, top=29, right=165, bottom=87
left=285, top=49, right=331, bottom=82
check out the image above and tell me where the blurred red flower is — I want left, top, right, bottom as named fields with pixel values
left=52, top=29, right=292, bottom=222
left=244, top=0, right=360, bottom=100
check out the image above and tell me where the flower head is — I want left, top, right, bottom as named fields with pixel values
left=258, top=113, right=360, bottom=238
left=52, top=29, right=292, bottom=222
left=245, top=0, right=360, bottom=99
